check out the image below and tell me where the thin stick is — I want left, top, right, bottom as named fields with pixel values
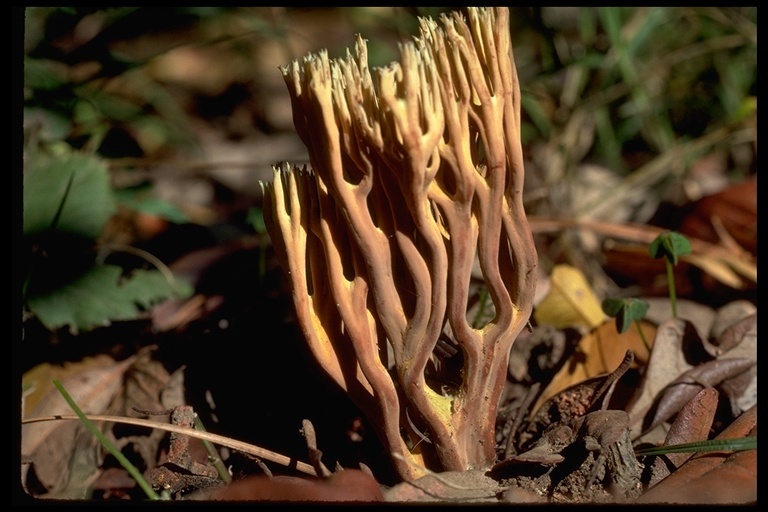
left=22, top=414, right=316, bottom=476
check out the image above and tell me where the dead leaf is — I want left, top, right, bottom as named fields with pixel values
left=638, top=405, right=756, bottom=504
left=647, top=448, right=756, bottom=504
left=709, top=301, right=756, bottom=343
left=711, top=312, right=757, bottom=415
left=383, top=470, right=502, bottom=502
left=533, top=264, right=606, bottom=330
left=21, top=355, right=136, bottom=496
left=642, top=297, right=716, bottom=341
left=90, top=467, right=137, bottom=494
left=659, top=387, right=719, bottom=471
left=679, top=174, right=756, bottom=257
left=197, top=470, right=384, bottom=502
left=533, top=319, right=655, bottom=413
left=626, top=319, right=695, bottom=441
left=647, top=357, right=754, bottom=433
left=528, top=351, right=633, bottom=441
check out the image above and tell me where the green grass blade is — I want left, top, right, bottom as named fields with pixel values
left=192, top=414, right=231, bottom=484
left=53, top=379, right=161, bottom=500
left=635, top=437, right=756, bottom=456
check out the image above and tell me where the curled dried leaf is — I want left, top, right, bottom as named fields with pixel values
left=711, top=311, right=756, bottom=356
left=638, top=406, right=757, bottom=504
left=647, top=358, right=755, bottom=432
left=660, top=387, right=720, bottom=471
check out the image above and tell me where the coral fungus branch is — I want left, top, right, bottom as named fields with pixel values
left=262, top=7, right=537, bottom=480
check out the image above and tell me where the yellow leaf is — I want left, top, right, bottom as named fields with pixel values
left=534, top=264, right=605, bottom=329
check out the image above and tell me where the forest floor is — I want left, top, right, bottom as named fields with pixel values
left=18, top=7, right=756, bottom=504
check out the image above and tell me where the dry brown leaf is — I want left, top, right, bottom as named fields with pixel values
left=629, top=303, right=757, bottom=445
left=710, top=311, right=757, bottom=415
left=642, top=449, right=757, bottom=504
left=89, top=467, right=138, bottom=495
left=196, top=470, right=385, bottom=502
left=644, top=297, right=715, bottom=331
left=638, top=405, right=757, bottom=504
left=21, top=355, right=136, bottom=496
left=712, top=307, right=755, bottom=345
left=533, top=318, right=655, bottom=413
left=679, top=174, right=757, bottom=256
left=660, top=387, right=719, bottom=470
left=108, top=349, right=182, bottom=480
left=383, top=470, right=503, bottom=502
left=626, top=318, right=695, bottom=441
left=647, top=357, right=755, bottom=432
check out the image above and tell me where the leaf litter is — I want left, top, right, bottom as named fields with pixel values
left=19, top=7, right=755, bottom=504
left=20, top=265, right=756, bottom=503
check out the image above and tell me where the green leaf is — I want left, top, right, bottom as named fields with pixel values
left=648, top=231, right=692, bottom=265
left=119, top=267, right=193, bottom=310
left=114, top=184, right=189, bottom=224
left=24, top=56, right=67, bottom=92
left=601, top=297, right=648, bottom=334
left=601, top=297, right=625, bottom=317
left=26, top=265, right=192, bottom=333
left=24, top=106, right=73, bottom=142
left=625, top=298, right=649, bottom=322
left=24, top=151, right=116, bottom=239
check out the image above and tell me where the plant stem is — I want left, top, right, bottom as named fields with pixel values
left=666, top=258, right=678, bottom=318
left=634, top=319, right=651, bottom=354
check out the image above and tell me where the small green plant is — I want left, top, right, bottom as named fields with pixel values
left=648, top=231, right=692, bottom=318
left=601, top=297, right=651, bottom=353
left=601, top=231, right=692, bottom=351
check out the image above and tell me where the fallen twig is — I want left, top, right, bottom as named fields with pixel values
left=22, top=414, right=316, bottom=475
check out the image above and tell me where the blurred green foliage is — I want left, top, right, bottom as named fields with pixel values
left=25, top=7, right=754, bottom=179
left=22, top=146, right=192, bottom=333
left=22, top=7, right=755, bottom=335
left=509, top=7, right=755, bottom=178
